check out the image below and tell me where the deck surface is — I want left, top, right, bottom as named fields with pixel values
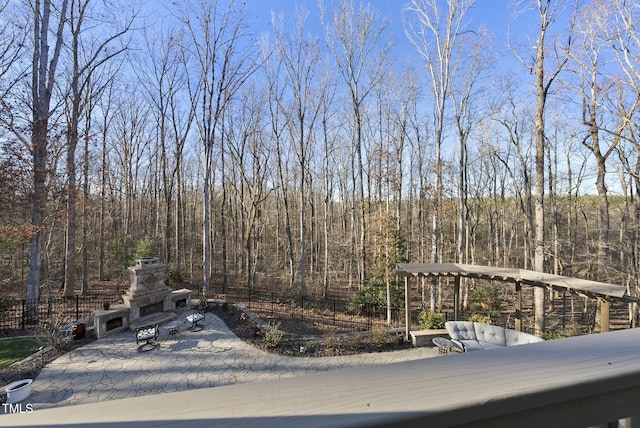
left=4, top=328, right=640, bottom=427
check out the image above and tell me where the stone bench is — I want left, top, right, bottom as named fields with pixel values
left=409, top=329, right=449, bottom=347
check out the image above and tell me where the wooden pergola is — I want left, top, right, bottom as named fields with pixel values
left=396, top=263, right=639, bottom=340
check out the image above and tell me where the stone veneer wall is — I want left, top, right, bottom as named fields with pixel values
left=93, top=257, right=191, bottom=339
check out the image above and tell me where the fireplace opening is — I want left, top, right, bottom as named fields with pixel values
left=175, top=298, right=187, bottom=309
left=106, top=317, right=123, bottom=331
left=140, top=301, right=163, bottom=318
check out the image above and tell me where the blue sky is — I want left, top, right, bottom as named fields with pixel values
left=243, top=0, right=515, bottom=62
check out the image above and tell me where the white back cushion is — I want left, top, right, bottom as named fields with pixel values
left=474, top=323, right=506, bottom=346
left=445, top=321, right=476, bottom=341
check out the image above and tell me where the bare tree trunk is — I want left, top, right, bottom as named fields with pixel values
left=81, top=94, right=91, bottom=295
left=27, top=0, right=69, bottom=315
left=63, top=0, right=133, bottom=295
left=533, top=22, right=547, bottom=336
left=527, top=0, right=574, bottom=335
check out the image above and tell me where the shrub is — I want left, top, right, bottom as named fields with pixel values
left=322, top=331, right=343, bottom=354
left=371, top=328, right=391, bottom=348
left=469, top=284, right=501, bottom=313
left=263, top=321, right=284, bottom=348
left=348, top=276, right=403, bottom=316
left=418, top=310, right=446, bottom=329
left=165, top=265, right=183, bottom=286
left=541, top=331, right=563, bottom=340
left=36, top=316, right=73, bottom=352
left=468, top=313, right=492, bottom=324
left=133, top=235, right=158, bottom=260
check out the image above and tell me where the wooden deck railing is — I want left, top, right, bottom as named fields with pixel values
left=174, top=326, right=640, bottom=427
left=3, top=323, right=640, bottom=426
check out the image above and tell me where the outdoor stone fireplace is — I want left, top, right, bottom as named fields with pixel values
left=94, top=257, right=192, bottom=339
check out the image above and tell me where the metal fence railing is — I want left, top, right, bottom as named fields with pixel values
left=0, top=286, right=407, bottom=336
left=209, top=285, right=408, bottom=334
left=0, top=294, right=122, bottom=335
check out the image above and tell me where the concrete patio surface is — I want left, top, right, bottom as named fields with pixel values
left=1, top=312, right=440, bottom=424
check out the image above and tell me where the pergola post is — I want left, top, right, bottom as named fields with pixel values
left=405, top=276, right=410, bottom=342
left=515, top=282, right=522, bottom=332
left=600, top=298, right=610, bottom=333
left=622, top=416, right=640, bottom=428
left=454, top=277, right=460, bottom=321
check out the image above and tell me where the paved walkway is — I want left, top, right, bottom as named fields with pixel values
left=26, top=313, right=440, bottom=410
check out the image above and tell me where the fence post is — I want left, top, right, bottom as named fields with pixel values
left=301, top=295, right=304, bottom=322
left=271, top=292, right=274, bottom=318
left=21, top=299, right=25, bottom=330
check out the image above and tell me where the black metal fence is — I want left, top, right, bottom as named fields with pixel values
left=0, top=294, right=122, bottom=335
left=209, top=285, right=408, bottom=334
left=0, top=286, right=407, bottom=336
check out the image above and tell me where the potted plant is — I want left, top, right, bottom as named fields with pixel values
left=72, top=321, right=86, bottom=340
left=5, top=379, right=33, bottom=403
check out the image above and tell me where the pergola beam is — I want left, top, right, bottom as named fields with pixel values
left=397, top=263, right=637, bottom=335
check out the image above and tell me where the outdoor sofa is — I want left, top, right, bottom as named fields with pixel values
left=445, top=320, right=544, bottom=352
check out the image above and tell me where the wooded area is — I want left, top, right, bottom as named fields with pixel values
left=1, top=0, right=640, bottom=333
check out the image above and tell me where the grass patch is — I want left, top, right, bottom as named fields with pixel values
left=0, top=337, right=42, bottom=369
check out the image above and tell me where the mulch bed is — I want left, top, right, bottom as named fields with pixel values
left=211, top=303, right=412, bottom=357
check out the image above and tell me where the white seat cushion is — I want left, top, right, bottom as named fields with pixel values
left=505, top=329, right=544, bottom=346
left=459, top=340, right=484, bottom=351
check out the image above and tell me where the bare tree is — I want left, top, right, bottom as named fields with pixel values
left=62, top=0, right=135, bottom=296
left=0, top=1, right=27, bottom=118
left=175, top=0, right=257, bottom=297
left=110, top=90, right=152, bottom=239
left=138, top=26, right=196, bottom=271
left=404, top=0, right=475, bottom=310
left=225, top=86, right=271, bottom=288
left=569, top=0, right=614, bottom=284
left=321, top=0, right=390, bottom=286
left=492, top=74, right=535, bottom=269
left=451, top=26, right=493, bottom=268
left=260, top=33, right=296, bottom=290
left=96, top=74, right=121, bottom=280
left=273, top=5, right=323, bottom=297
left=510, top=0, right=576, bottom=334
left=605, top=0, right=640, bottom=317
left=318, top=69, right=338, bottom=297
